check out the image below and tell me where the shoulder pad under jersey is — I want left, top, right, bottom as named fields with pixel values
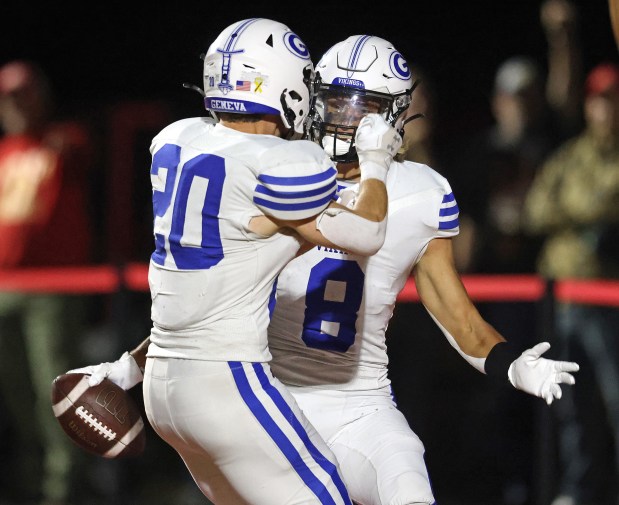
left=253, top=140, right=338, bottom=221
left=394, top=160, right=460, bottom=236
left=150, top=117, right=215, bottom=153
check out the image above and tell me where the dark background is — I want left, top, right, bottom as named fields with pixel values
left=3, top=0, right=617, bottom=264
left=1, top=1, right=617, bottom=120
left=0, top=2, right=617, bottom=505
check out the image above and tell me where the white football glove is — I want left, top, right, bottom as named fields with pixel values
left=355, top=113, right=402, bottom=182
left=508, top=342, right=579, bottom=405
left=67, top=351, right=144, bottom=390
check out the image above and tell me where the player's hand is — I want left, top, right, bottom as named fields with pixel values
left=67, top=351, right=144, bottom=390
left=355, top=113, right=402, bottom=180
left=508, top=342, right=579, bottom=405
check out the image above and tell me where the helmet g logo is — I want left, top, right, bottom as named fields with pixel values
left=284, top=32, right=310, bottom=60
left=389, top=51, right=411, bottom=81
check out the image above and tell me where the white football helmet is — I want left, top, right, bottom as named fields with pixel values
left=309, top=35, right=416, bottom=162
left=203, top=18, right=313, bottom=135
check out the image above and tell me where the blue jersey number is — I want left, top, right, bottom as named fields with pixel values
left=302, top=257, right=364, bottom=352
left=151, top=144, right=225, bottom=269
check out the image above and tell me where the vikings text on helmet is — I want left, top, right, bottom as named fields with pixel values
left=309, top=35, right=415, bottom=162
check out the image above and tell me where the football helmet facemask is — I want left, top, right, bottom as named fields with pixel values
left=309, top=35, right=415, bottom=162
left=202, top=18, right=313, bottom=135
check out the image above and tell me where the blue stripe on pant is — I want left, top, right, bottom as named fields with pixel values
left=229, top=361, right=351, bottom=505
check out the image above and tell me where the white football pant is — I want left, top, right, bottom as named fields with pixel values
left=288, top=385, right=436, bottom=505
left=143, top=358, right=352, bottom=505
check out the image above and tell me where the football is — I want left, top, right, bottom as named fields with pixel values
left=51, top=372, right=146, bottom=458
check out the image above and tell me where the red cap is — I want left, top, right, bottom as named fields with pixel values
left=585, top=63, right=619, bottom=97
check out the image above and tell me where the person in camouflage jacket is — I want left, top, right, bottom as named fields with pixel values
left=523, top=62, right=619, bottom=505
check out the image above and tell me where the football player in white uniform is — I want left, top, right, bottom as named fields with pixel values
left=71, top=34, right=580, bottom=505
left=68, top=20, right=404, bottom=505
left=266, top=35, right=581, bottom=505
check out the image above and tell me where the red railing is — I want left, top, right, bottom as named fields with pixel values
left=2, top=263, right=616, bottom=505
left=2, top=265, right=619, bottom=307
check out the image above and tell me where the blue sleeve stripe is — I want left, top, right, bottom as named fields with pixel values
left=254, top=190, right=336, bottom=212
left=258, top=166, right=337, bottom=186
left=255, top=183, right=335, bottom=200
left=337, top=182, right=352, bottom=192
left=439, top=217, right=460, bottom=230
left=442, top=192, right=455, bottom=203
left=439, top=205, right=459, bottom=217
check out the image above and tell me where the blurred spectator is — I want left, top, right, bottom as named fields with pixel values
left=401, top=67, right=488, bottom=273
left=451, top=0, right=582, bottom=274
left=0, top=60, right=94, bottom=505
left=432, top=3, right=584, bottom=502
left=401, top=66, right=440, bottom=168
left=523, top=62, right=619, bottom=505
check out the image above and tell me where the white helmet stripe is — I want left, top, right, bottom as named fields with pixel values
left=224, top=18, right=259, bottom=51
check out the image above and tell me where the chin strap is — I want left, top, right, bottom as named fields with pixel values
left=182, top=82, right=206, bottom=97
left=396, top=78, right=424, bottom=136
left=402, top=112, right=425, bottom=127
left=183, top=81, right=217, bottom=122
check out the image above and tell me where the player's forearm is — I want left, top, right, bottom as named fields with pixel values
left=415, top=238, right=505, bottom=369
left=289, top=195, right=388, bottom=255
left=66, top=337, right=148, bottom=390
left=312, top=199, right=387, bottom=255
left=425, top=304, right=505, bottom=372
left=129, top=336, right=150, bottom=373
left=451, top=314, right=505, bottom=358
left=351, top=178, right=388, bottom=222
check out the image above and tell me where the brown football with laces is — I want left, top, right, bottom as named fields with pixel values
left=51, top=372, right=146, bottom=458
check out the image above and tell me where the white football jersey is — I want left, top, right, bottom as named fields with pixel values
left=147, top=118, right=337, bottom=362
left=269, top=159, right=459, bottom=390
